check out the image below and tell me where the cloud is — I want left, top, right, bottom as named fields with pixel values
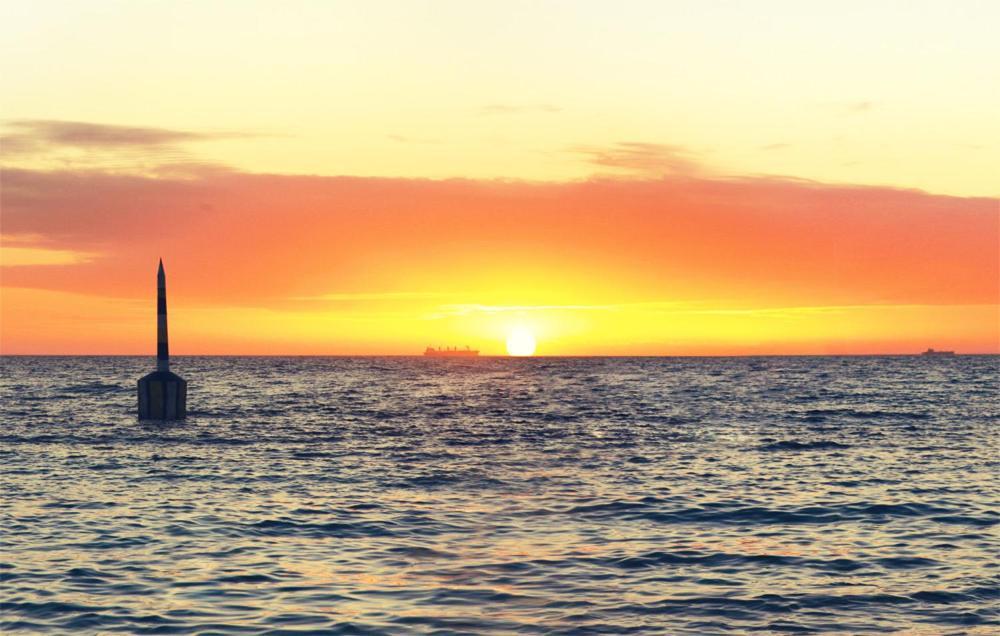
left=1, top=165, right=996, bottom=314
left=430, top=303, right=624, bottom=318
left=428, top=301, right=927, bottom=320
left=0, top=120, right=253, bottom=175
left=294, top=291, right=449, bottom=302
left=480, top=103, right=562, bottom=115
left=570, top=142, right=704, bottom=176
left=2, top=120, right=247, bottom=152
left=0, top=245, right=95, bottom=267
left=387, top=134, right=441, bottom=144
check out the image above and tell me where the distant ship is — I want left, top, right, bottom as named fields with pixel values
left=424, top=346, right=479, bottom=357
left=919, top=348, right=956, bottom=356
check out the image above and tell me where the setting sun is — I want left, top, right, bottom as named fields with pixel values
left=506, top=327, right=537, bottom=357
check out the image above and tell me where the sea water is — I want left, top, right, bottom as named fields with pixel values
left=1, top=356, right=997, bottom=634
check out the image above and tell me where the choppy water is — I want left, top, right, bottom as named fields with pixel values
left=1, top=356, right=998, bottom=635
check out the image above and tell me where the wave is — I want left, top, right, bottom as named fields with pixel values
left=797, top=408, right=932, bottom=420
left=602, top=590, right=998, bottom=622
left=757, top=440, right=851, bottom=451
left=564, top=499, right=997, bottom=527
left=245, top=518, right=398, bottom=539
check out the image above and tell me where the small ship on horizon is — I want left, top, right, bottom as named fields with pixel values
left=424, top=346, right=479, bottom=357
left=919, top=348, right=956, bottom=357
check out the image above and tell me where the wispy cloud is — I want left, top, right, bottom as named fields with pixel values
left=427, top=302, right=626, bottom=319
left=480, top=103, right=562, bottom=115
left=0, top=120, right=253, bottom=175
left=425, top=301, right=980, bottom=327
left=1, top=120, right=248, bottom=153
left=387, top=134, right=441, bottom=145
left=570, top=142, right=704, bottom=176
left=426, top=301, right=856, bottom=320
left=0, top=245, right=95, bottom=267
left=293, top=291, right=449, bottom=302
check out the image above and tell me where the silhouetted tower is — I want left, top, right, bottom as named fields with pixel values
left=137, top=259, right=187, bottom=419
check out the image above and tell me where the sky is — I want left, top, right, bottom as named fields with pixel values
left=1, top=0, right=998, bottom=355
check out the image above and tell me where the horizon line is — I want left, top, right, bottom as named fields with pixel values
left=1, top=352, right=996, bottom=358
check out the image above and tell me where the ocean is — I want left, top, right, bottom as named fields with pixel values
left=1, top=355, right=997, bottom=634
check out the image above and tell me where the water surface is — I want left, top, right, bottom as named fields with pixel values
left=2, top=356, right=997, bottom=634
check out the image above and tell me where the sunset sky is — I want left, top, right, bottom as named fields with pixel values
left=2, top=1, right=998, bottom=355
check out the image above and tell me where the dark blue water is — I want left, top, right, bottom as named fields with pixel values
left=1, top=356, right=997, bottom=634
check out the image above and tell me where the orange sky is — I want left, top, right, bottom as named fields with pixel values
left=2, top=166, right=997, bottom=355
left=1, top=2, right=998, bottom=355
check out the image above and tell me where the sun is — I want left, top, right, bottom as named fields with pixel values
left=506, top=327, right=537, bottom=356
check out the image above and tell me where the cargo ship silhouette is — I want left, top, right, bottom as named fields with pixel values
left=919, top=348, right=956, bottom=356
left=424, top=346, right=479, bottom=357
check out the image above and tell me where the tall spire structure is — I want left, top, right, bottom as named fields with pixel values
left=138, top=259, right=187, bottom=420
left=157, top=258, right=169, bottom=372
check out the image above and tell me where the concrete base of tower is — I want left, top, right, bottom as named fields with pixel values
left=137, top=370, right=187, bottom=420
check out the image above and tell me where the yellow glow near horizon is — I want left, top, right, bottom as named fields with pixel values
left=1, top=287, right=997, bottom=355
left=506, top=327, right=537, bottom=357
